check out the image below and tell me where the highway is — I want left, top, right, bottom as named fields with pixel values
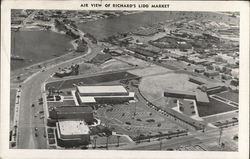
left=16, top=34, right=100, bottom=149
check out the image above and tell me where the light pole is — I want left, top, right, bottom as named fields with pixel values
left=134, top=101, right=137, bottom=117
left=218, top=127, right=223, bottom=145
left=117, top=136, right=121, bottom=147
left=159, top=137, right=162, bottom=150
left=202, top=124, right=205, bottom=133
left=93, top=136, right=97, bottom=149
left=106, top=135, right=109, bottom=150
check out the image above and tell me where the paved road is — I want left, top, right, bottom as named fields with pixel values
left=16, top=35, right=100, bottom=149
left=115, top=126, right=238, bottom=150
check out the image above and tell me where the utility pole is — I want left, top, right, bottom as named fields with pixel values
left=106, top=135, right=109, bottom=150
left=218, top=127, right=223, bottom=145
left=202, top=124, right=205, bottom=133
left=159, top=137, right=162, bottom=150
left=134, top=101, right=137, bottom=117
left=93, top=136, right=97, bottom=149
left=117, top=136, right=121, bottom=147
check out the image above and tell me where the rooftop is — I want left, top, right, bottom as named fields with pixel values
left=79, top=92, right=135, bottom=103
left=164, top=89, right=196, bottom=96
left=79, top=97, right=96, bottom=103
left=58, top=120, right=90, bottom=136
left=54, top=106, right=93, bottom=113
left=195, top=89, right=210, bottom=103
left=202, top=83, right=223, bottom=90
left=77, top=85, right=128, bottom=94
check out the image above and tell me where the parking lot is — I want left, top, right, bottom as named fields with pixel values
left=95, top=79, right=184, bottom=140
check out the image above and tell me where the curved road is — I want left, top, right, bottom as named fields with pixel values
left=16, top=37, right=101, bottom=149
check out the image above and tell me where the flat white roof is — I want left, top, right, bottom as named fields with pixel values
left=79, top=92, right=135, bottom=103
left=77, top=85, right=128, bottom=94
left=80, top=96, right=96, bottom=103
left=58, top=120, right=90, bottom=136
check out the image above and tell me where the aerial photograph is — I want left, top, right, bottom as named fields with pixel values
left=10, top=10, right=239, bottom=151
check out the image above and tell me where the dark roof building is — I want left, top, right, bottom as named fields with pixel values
left=49, top=106, right=94, bottom=124
left=204, top=70, right=220, bottom=77
left=164, top=89, right=210, bottom=106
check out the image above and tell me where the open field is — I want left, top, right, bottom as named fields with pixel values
left=46, top=71, right=139, bottom=90
left=78, top=63, right=93, bottom=74
left=10, top=89, right=17, bottom=127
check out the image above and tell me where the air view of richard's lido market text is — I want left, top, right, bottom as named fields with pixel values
left=10, top=10, right=239, bottom=151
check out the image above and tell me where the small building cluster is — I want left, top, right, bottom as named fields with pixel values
left=54, top=64, right=79, bottom=78
left=47, top=85, right=135, bottom=147
left=164, top=76, right=227, bottom=111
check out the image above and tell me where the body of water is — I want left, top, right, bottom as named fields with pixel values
left=77, top=11, right=239, bottom=40
left=11, top=31, right=73, bottom=70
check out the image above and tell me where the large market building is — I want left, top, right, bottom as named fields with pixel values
left=74, top=85, right=135, bottom=104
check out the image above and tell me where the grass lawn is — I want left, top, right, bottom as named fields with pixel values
left=216, top=91, right=239, bottom=103
left=197, top=98, right=237, bottom=117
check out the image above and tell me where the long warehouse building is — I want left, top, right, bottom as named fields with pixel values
left=164, top=89, right=210, bottom=106
left=75, top=85, right=135, bottom=104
